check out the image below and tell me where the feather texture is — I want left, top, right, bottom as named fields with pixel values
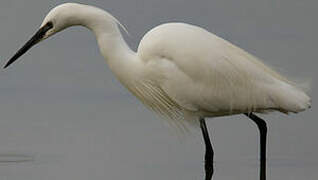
left=138, top=23, right=311, bottom=119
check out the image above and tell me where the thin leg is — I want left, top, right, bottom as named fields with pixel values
left=244, top=113, right=267, bottom=180
left=200, top=118, right=214, bottom=180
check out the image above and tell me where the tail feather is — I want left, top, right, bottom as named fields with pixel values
left=269, top=81, right=311, bottom=113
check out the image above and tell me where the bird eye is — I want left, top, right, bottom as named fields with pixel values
left=47, top=21, right=54, bottom=28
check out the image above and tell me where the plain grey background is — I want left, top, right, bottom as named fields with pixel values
left=0, top=0, right=316, bottom=180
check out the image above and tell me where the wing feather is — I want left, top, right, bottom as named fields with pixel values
left=128, top=80, right=196, bottom=132
left=138, top=23, right=310, bottom=115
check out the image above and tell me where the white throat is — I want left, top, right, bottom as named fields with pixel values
left=60, top=4, right=139, bottom=81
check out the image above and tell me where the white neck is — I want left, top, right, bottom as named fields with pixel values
left=72, top=5, right=139, bottom=81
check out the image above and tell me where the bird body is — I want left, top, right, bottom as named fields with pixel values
left=98, top=18, right=311, bottom=127
left=4, top=3, right=311, bottom=180
left=5, top=3, right=311, bottom=128
left=137, top=23, right=310, bottom=119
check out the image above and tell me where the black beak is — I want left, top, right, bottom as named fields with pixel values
left=4, top=22, right=53, bottom=69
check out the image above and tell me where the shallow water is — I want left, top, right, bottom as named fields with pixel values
left=0, top=99, right=316, bottom=180
left=0, top=150, right=317, bottom=180
left=0, top=0, right=317, bottom=179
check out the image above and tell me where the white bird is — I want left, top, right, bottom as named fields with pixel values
left=4, top=3, right=311, bottom=180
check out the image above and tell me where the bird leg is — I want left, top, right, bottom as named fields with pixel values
left=244, top=113, right=267, bottom=180
left=200, top=118, right=214, bottom=180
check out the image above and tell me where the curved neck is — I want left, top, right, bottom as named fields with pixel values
left=76, top=6, right=134, bottom=60
left=72, top=5, right=138, bottom=81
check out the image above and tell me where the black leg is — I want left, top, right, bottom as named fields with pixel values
left=244, top=113, right=267, bottom=180
left=200, top=118, right=214, bottom=180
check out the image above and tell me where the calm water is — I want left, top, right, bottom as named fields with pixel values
left=0, top=99, right=316, bottom=180
left=0, top=0, right=317, bottom=179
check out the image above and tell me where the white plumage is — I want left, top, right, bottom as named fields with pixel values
left=138, top=23, right=311, bottom=113
left=136, top=22, right=311, bottom=128
left=4, top=3, right=311, bottom=179
left=5, top=3, right=311, bottom=129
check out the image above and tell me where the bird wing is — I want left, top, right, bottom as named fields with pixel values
left=137, top=23, right=310, bottom=120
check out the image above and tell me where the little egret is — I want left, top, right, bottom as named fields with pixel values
left=4, top=3, right=311, bottom=180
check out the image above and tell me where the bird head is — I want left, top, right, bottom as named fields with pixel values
left=4, top=3, right=93, bottom=68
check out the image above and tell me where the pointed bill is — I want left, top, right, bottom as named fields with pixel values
left=4, top=22, right=53, bottom=69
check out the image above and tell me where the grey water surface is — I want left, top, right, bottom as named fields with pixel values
left=0, top=0, right=317, bottom=179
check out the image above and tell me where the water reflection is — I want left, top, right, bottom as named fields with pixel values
left=0, top=154, right=34, bottom=163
